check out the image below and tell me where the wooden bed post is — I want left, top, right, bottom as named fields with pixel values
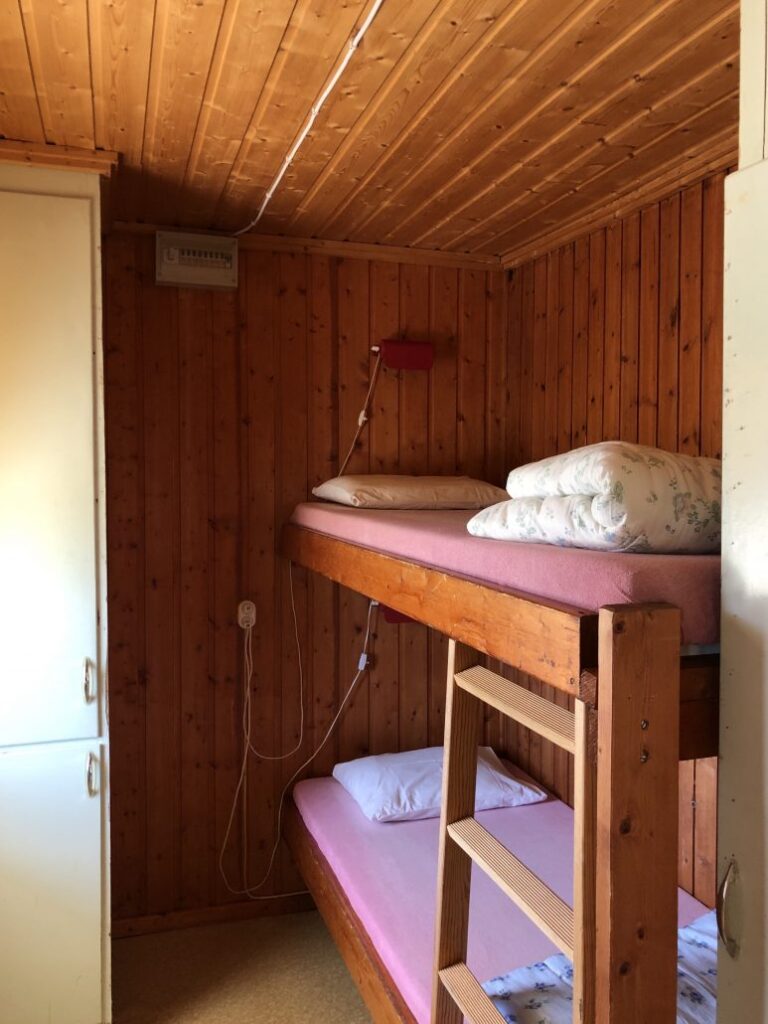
left=431, top=639, right=482, bottom=1024
left=595, top=604, right=681, bottom=1024
left=573, top=698, right=597, bottom=1024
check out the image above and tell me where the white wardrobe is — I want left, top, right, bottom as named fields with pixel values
left=0, top=165, right=110, bottom=1023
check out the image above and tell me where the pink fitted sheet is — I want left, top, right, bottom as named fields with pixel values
left=290, top=503, right=720, bottom=645
left=293, top=777, right=706, bottom=1024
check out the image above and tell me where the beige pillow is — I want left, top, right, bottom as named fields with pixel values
left=312, top=474, right=508, bottom=510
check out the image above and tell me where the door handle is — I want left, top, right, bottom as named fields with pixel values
left=716, top=858, right=739, bottom=959
left=83, top=658, right=96, bottom=704
left=86, top=751, right=99, bottom=797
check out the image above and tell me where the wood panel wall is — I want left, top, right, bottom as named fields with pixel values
left=105, top=170, right=724, bottom=931
left=105, top=237, right=508, bottom=930
left=501, top=171, right=725, bottom=907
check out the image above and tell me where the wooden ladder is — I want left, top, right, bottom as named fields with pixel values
left=431, top=640, right=597, bottom=1024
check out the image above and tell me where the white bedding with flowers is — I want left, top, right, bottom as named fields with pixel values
left=482, top=910, right=717, bottom=1023
left=467, top=442, right=721, bottom=553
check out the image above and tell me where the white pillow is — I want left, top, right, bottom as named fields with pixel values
left=332, top=746, right=547, bottom=823
left=312, top=474, right=507, bottom=510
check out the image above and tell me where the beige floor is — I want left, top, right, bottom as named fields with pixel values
left=112, top=911, right=372, bottom=1024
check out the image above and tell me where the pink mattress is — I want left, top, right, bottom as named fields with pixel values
left=293, top=777, right=706, bottom=1024
left=290, top=503, right=720, bottom=646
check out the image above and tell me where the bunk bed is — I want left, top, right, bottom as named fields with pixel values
left=281, top=503, right=721, bottom=1024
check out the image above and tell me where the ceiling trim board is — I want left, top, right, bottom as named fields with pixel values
left=0, top=139, right=118, bottom=175
left=109, top=222, right=502, bottom=270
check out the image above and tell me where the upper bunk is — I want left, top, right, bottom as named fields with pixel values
left=283, top=501, right=720, bottom=759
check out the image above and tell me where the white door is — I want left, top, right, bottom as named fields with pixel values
left=0, top=740, right=105, bottom=1024
left=719, top=158, right=768, bottom=1020
left=0, top=190, right=100, bottom=747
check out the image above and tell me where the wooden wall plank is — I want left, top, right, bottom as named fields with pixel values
left=457, top=269, right=488, bottom=477
left=398, top=263, right=430, bottom=752
left=370, top=262, right=401, bottom=473
left=399, top=264, right=430, bottom=472
left=571, top=238, right=589, bottom=448
left=485, top=270, right=508, bottom=487
left=140, top=245, right=181, bottom=914
left=544, top=252, right=560, bottom=457
left=505, top=267, right=524, bottom=470
left=104, top=235, right=146, bottom=919
left=531, top=257, right=548, bottom=461
left=520, top=263, right=536, bottom=465
left=678, top=759, right=696, bottom=895
left=276, top=252, right=310, bottom=892
left=557, top=245, right=574, bottom=454
left=586, top=230, right=605, bottom=444
left=701, top=174, right=725, bottom=459
left=693, top=755, right=718, bottom=903
left=242, top=250, right=278, bottom=892
left=210, top=288, right=242, bottom=903
left=178, top=288, right=213, bottom=909
left=369, top=261, right=401, bottom=755
left=619, top=211, right=640, bottom=442
left=337, top=259, right=373, bottom=762
left=503, top=171, right=724, bottom=905
left=307, top=254, right=340, bottom=776
left=428, top=266, right=458, bottom=475
left=679, top=183, right=704, bottom=455
left=638, top=206, right=660, bottom=446
left=428, top=265, right=458, bottom=747
left=658, top=194, right=681, bottom=451
left=603, top=222, right=623, bottom=438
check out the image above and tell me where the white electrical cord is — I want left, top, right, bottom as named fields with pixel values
left=219, top=574, right=378, bottom=900
left=241, top=563, right=305, bottom=762
left=234, top=0, right=387, bottom=235
left=338, top=346, right=383, bottom=477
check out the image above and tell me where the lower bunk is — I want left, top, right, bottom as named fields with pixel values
left=284, top=776, right=716, bottom=1024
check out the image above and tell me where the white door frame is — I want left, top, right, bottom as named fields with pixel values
left=718, top=2, right=768, bottom=1020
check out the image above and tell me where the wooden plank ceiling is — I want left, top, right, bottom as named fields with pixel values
left=1, top=0, right=738, bottom=262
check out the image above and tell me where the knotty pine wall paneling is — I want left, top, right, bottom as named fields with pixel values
left=105, top=239, right=508, bottom=930
left=502, top=172, right=726, bottom=907
left=106, top=172, right=724, bottom=929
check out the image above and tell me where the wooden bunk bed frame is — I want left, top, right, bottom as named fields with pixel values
left=282, top=522, right=720, bottom=1024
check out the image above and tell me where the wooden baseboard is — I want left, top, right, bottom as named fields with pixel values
left=112, top=892, right=314, bottom=938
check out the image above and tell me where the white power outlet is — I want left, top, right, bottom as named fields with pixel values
left=237, top=600, right=257, bottom=629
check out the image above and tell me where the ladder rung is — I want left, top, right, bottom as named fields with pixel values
left=455, top=665, right=575, bottom=752
left=448, top=816, right=574, bottom=959
left=439, top=962, right=507, bottom=1024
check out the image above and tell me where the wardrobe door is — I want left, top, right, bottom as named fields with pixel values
left=0, top=740, right=106, bottom=1024
left=0, top=189, right=100, bottom=747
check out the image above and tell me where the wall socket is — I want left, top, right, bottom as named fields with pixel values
left=237, top=600, right=257, bottom=629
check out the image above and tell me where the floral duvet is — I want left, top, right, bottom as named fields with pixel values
left=482, top=910, right=717, bottom=1023
left=467, top=442, right=721, bottom=553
